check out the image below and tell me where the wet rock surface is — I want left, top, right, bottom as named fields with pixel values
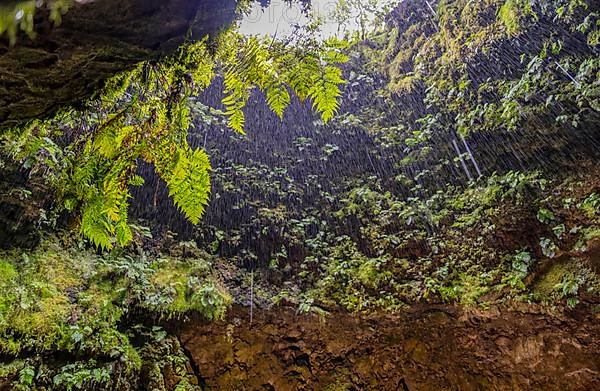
left=0, top=0, right=236, bottom=127
left=0, top=160, right=43, bottom=249
left=180, top=305, right=600, bottom=390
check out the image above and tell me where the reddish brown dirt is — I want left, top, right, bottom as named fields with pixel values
left=180, top=304, right=600, bottom=391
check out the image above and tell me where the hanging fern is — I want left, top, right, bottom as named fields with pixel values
left=216, top=30, right=348, bottom=132
left=222, top=69, right=250, bottom=133
left=81, top=195, right=114, bottom=249
left=149, top=142, right=211, bottom=225
left=266, top=82, right=291, bottom=119
left=309, top=65, right=345, bottom=122
left=22, top=30, right=347, bottom=250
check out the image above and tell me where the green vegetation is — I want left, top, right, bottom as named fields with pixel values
left=0, top=0, right=599, bottom=388
left=302, top=171, right=599, bottom=310
left=2, top=28, right=347, bottom=250
left=0, top=233, right=228, bottom=389
left=0, top=1, right=72, bottom=45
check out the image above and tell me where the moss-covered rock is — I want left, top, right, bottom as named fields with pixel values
left=0, top=234, right=231, bottom=389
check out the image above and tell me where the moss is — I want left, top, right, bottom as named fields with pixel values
left=582, top=226, right=600, bottom=241
left=0, top=235, right=233, bottom=387
left=146, top=257, right=231, bottom=319
left=139, top=336, right=200, bottom=390
left=357, top=259, right=389, bottom=289
left=0, top=283, right=72, bottom=353
left=532, top=259, right=575, bottom=297
left=34, top=248, right=87, bottom=291
left=0, top=260, right=17, bottom=284
left=0, top=240, right=102, bottom=353
left=433, top=272, right=491, bottom=305
left=457, top=273, right=492, bottom=305
left=324, top=380, right=353, bottom=391
left=121, top=340, right=143, bottom=373
left=10, top=294, right=70, bottom=336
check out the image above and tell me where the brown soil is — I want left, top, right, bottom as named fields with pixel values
left=180, top=304, right=600, bottom=391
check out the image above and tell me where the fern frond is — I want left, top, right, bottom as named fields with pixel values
left=94, top=124, right=134, bottom=159
left=56, top=30, right=349, bottom=251
left=115, top=202, right=133, bottom=247
left=173, top=38, right=215, bottom=90
left=128, top=175, right=145, bottom=186
left=286, top=57, right=320, bottom=101
left=226, top=107, right=246, bottom=134
left=266, top=82, right=291, bottom=119
left=309, top=66, right=344, bottom=122
left=81, top=196, right=114, bottom=250
left=222, top=70, right=249, bottom=134
left=170, top=100, right=192, bottom=133
left=151, top=143, right=211, bottom=225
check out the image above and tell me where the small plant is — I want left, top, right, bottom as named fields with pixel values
left=554, top=273, right=583, bottom=308
left=552, top=224, right=566, bottom=239
left=512, top=250, right=532, bottom=276
left=537, top=208, right=555, bottom=224
left=540, top=237, right=558, bottom=258
left=298, top=294, right=328, bottom=317
left=503, top=250, right=534, bottom=289
left=51, top=361, right=112, bottom=391
left=18, top=365, right=35, bottom=387
left=579, top=193, right=599, bottom=218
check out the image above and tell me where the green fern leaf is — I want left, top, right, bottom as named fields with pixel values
left=266, top=82, right=291, bottom=119
left=309, top=66, right=344, bottom=123
left=152, top=143, right=211, bottom=225
left=81, top=197, right=113, bottom=250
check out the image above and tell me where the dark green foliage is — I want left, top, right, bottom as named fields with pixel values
left=1, top=26, right=347, bottom=249
left=148, top=0, right=599, bottom=314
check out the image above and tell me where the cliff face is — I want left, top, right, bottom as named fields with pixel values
left=180, top=305, right=600, bottom=390
left=0, top=0, right=236, bottom=128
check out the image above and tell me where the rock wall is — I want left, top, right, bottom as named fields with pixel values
left=180, top=305, right=600, bottom=390
left=0, top=0, right=236, bottom=128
